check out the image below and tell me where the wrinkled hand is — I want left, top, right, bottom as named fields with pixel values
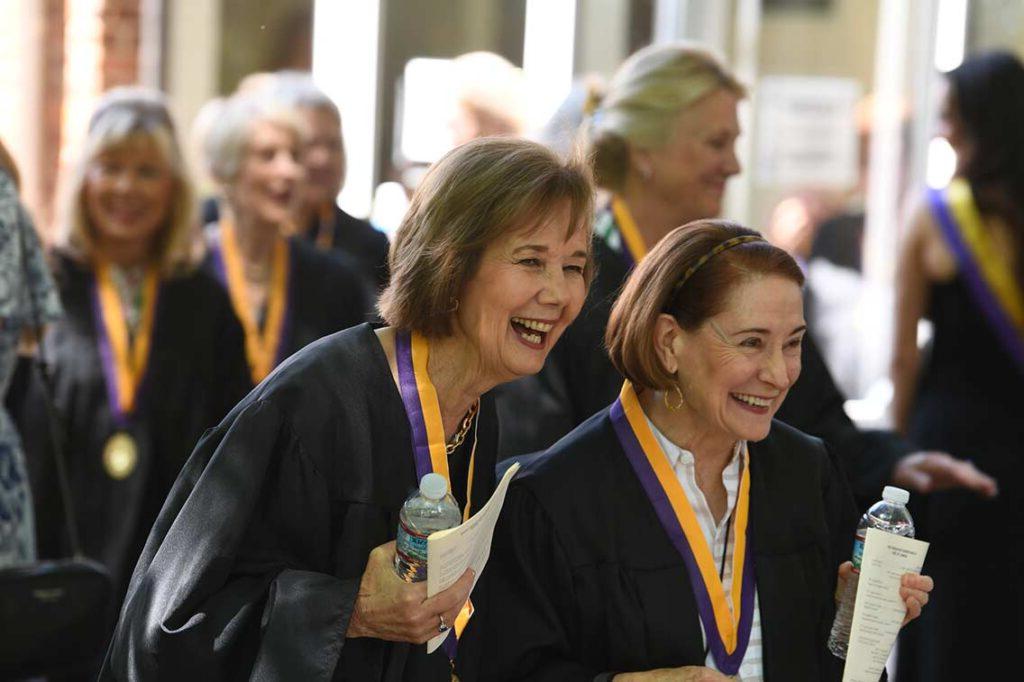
left=346, top=540, right=474, bottom=644
left=614, top=667, right=735, bottom=681
left=835, top=562, right=933, bottom=627
left=892, top=451, right=998, bottom=497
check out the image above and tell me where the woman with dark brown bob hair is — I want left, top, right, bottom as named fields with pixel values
left=101, top=136, right=594, bottom=681
left=473, top=221, right=932, bottom=681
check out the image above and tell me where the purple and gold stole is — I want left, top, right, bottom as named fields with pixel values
left=91, top=260, right=160, bottom=479
left=929, top=179, right=1024, bottom=373
left=394, top=329, right=476, bottom=659
left=611, top=196, right=648, bottom=268
left=209, top=220, right=293, bottom=384
left=609, top=382, right=755, bottom=675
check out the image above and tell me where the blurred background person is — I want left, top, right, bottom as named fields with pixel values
left=498, top=42, right=995, bottom=510
left=0, top=139, right=62, bottom=568
left=12, top=88, right=251, bottom=647
left=273, top=72, right=391, bottom=295
left=449, top=51, right=526, bottom=146
left=202, top=90, right=370, bottom=384
left=892, top=50, right=1024, bottom=682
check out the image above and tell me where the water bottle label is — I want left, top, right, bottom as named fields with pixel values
left=395, top=518, right=430, bottom=582
left=851, top=533, right=866, bottom=571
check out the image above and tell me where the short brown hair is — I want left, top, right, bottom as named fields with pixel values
left=589, top=43, right=745, bottom=192
left=379, top=137, right=595, bottom=337
left=606, top=220, right=804, bottom=390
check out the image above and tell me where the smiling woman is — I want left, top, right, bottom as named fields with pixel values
left=13, top=90, right=253, bottom=671
left=101, top=136, right=595, bottom=682
left=472, top=220, right=933, bottom=681
left=202, top=91, right=371, bottom=383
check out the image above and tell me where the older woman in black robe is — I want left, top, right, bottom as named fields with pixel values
left=473, top=222, right=932, bottom=681
left=100, top=137, right=594, bottom=681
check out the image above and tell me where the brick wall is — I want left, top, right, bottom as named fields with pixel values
left=33, top=0, right=141, bottom=234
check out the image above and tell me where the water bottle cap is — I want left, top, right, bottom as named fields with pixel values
left=419, top=473, right=449, bottom=500
left=882, top=485, right=910, bottom=505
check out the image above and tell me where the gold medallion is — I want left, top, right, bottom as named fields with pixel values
left=103, top=432, right=138, bottom=480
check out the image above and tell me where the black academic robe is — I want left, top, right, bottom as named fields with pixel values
left=496, top=213, right=909, bottom=507
left=202, top=226, right=373, bottom=366
left=471, top=413, right=858, bottom=681
left=99, top=324, right=498, bottom=681
left=16, top=253, right=252, bottom=605
left=305, top=204, right=391, bottom=294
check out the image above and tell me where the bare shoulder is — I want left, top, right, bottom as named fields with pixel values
left=904, top=197, right=957, bottom=283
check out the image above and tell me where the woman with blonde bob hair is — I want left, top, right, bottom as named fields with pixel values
left=477, top=220, right=932, bottom=681
left=15, top=88, right=251, bottom=644
left=102, top=136, right=594, bottom=681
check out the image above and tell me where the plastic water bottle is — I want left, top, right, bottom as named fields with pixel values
left=827, top=485, right=915, bottom=658
left=394, top=473, right=462, bottom=582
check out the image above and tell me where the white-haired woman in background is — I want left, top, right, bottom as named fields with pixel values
left=201, top=90, right=370, bottom=384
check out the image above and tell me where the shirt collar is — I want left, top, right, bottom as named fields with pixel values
left=644, top=412, right=746, bottom=471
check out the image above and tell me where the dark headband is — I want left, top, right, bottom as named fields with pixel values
left=669, top=234, right=766, bottom=297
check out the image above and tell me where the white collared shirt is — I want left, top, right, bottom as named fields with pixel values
left=646, top=417, right=764, bottom=682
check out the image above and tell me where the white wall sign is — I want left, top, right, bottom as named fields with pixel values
left=755, top=76, right=861, bottom=188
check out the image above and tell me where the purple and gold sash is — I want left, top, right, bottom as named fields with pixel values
left=209, top=220, right=293, bottom=384
left=91, top=260, right=160, bottom=427
left=611, top=197, right=647, bottom=268
left=928, top=179, right=1024, bottom=373
left=609, top=382, right=755, bottom=675
left=395, top=329, right=476, bottom=658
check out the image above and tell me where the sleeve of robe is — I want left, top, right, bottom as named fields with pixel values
left=100, top=397, right=357, bottom=681
left=475, top=483, right=599, bottom=682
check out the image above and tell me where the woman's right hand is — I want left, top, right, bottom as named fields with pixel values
left=614, top=667, right=734, bottom=681
left=346, top=540, right=475, bottom=644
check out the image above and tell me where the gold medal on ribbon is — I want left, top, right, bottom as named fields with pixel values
left=103, top=432, right=138, bottom=480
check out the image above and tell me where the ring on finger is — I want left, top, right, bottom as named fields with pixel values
left=438, top=614, right=450, bottom=633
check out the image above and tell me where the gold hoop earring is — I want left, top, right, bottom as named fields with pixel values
left=663, top=384, right=685, bottom=411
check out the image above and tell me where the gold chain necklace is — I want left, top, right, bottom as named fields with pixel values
left=445, top=399, right=480, bottom=455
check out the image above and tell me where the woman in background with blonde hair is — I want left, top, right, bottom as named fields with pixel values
left=16, top=88, right=250, bottom=619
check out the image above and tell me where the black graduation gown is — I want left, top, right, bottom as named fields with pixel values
left=470, top=413, right=858, bottom=681
left=99, top=324, right=498, bottom=681
left=304, top=204, right=391, bottom=294
left=16, top=253, right=252, bottom=604
left=495, top=213, right=909, bottom=507
left=202, top=226, right=373, bottom=367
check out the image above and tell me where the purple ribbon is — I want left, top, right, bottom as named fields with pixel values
left=90, top=278, right=128, bottom=428
left=928, top=187, right=1024, bottom=375
left=609, top=398, right=755, bottom=675
left=395, top=330, right=433, bottom=481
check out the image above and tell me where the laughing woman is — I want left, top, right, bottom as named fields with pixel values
left=475, top=221, right=932, bottom=681
left=15, top=88, right=251, bottom=620
left=101, top=137, right=594, bottom=681
left=202, top=91, right=370, bottom=384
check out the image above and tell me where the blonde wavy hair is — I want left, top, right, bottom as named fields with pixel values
left=55, top=87, right=198, bottom=275
left=589, top=43, right=745, bottom=192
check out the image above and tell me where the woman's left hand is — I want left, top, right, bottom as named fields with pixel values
left=836, top=562, right=933, bottom=627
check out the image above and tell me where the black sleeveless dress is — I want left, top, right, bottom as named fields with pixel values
left=898, top=274, right=1024, bottom=681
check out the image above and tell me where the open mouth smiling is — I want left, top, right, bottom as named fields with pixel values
left=510, top=316, right=556, bottom=347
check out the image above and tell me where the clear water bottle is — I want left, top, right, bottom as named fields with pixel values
left=394, top=473, right=462, bottom=582
left=828, top=485, right=915, bottom=658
